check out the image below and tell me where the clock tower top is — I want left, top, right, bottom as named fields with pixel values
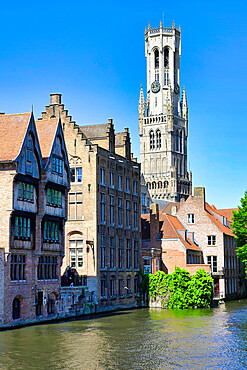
left=144, top=20, right=181, bottom=117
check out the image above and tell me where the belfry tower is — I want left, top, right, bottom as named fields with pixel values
left=139, top=21, right=192, bottom=202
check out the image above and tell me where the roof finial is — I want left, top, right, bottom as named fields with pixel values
left=160, top=19, right=162, bottom=28
left=31, top=104, right=33, bottom=115
left=172, top=20, right=175, bottom=29
left=145, top=25, right=147, bottom=33
left=179, top=24, right=181, bottom=32
left=148, top=22, right=151, bottom=30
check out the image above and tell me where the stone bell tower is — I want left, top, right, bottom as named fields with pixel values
left=139, top=20, right=192, bottom=202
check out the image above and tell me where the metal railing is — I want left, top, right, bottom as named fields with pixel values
left=61, top=275, right=87, bottom=287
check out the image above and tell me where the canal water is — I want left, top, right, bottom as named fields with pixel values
left=1, top=300, right=247, bottom=369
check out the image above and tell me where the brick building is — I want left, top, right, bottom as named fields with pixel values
left=0, top=248, right=4, bottom=324
left=0, top=111, right=69, bottom=326
left=38, top=94, right=142, bottom=310
left=177, top=187, right=246, bottom=299
left=141, top=204, right=210, bottom=275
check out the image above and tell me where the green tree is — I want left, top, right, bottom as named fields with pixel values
left=232, top=191, right=247, bottom=265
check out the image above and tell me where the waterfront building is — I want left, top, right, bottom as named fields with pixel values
left=141, top=204, right=210, bottom=275
left=0, top=111, right=70, bottom=326
left=0, top=248, right=4, bottom=325
left=177, top=187, right=246, bottom=299
left=139, top=21, right=192, bottom=202
left=38, top=94, right=142, bottom=311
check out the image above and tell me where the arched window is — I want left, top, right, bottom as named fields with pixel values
left=152, top=182, right=156, bottom=190
left=175, top=130, right=179, bottom=151
left=13, top=297, right=21, bottom=320
left=179, top=131, right=182, bottom=153
left=164, top=47, right=169, bottom=68
left=154, top=49, right=159, bottom=69
left=150, top=130, right=155, bottom=150
left=158, top=181, right=162, bottom=189
left=164, top=181, right=168, bottom=189
left=147, top=182, right=151, bottom=189
left=156, top=130, right=161, bottom=149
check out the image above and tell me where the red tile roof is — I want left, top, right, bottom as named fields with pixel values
left=0, top=113, right=31, bottom=162
left=160, top=213, right=201, bottom=251
left=205, top=203, right=234, bottom=236
left=35, top=118, right=58, bottom=159
left=216, top=208, right=238, bottom=221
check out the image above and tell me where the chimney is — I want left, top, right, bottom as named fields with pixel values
left=150, top=203, right=159, bottom=242
left=50, top=93, right=62, bottom=105
left=194, top=187, right=205, bottom=206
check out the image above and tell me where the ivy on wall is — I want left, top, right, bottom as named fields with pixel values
left=148, top=267, right=213, bottom=309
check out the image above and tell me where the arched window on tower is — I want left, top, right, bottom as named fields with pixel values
left=154, top=49, right=159, bottom=69
left=175, top=130, right=179, bottom=151
left=179, top=131, right=182, bottom=153
left=164, top=47, right=169, bottom=68
left=150, top=130, right=155, bottom=150
left=158, top=181, right=162, bottom=189
left=152, top=181, right=156, bottom=190
left=156, top=130, right=161, bottom=149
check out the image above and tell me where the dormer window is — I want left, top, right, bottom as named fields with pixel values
left=18, top=182, right=34, bottom=202
left=187, top=214, right=194, bottom=224
left=52, top=156, right=63, bottom=175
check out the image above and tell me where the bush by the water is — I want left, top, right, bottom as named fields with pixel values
left=148, top=267, right=213, bottom=309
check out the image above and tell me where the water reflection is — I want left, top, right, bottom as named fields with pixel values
left=0, top=301, right=247, bottom=369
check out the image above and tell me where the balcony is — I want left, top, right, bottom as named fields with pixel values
left=61, top=274, right=87, bottom=287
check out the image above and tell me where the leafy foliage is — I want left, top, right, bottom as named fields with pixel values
left=148, top=267, right=213, bottom=309
left=232, top=191, right=247, bottom=265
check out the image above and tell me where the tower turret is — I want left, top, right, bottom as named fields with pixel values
left=139, top=84, right=145, bottom=135
left=181, top=86, right=188, bottom=136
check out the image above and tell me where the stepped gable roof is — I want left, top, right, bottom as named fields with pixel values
left=115, top=132, right=125, bottom=146
left=205, top=203, right=234, bottom=236
left=159, top=213, right=201, bottom=251
left=0, top=113, right=31, bottom=162
left=35, top=118, right=58, bottom=160
left=141, top=213, right=150, bottom=240
left=216, top=208, right=238, bottom=221
left=80, top=124, right=108, bottom=139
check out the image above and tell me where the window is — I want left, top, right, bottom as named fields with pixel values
left=207, top=256, right=217, bottom=273
left=68, top=193, right=83, bottom=220
left=118, top=238, right=123, bottom=269
left=156, top=130, right=161, bottom=149
left=101, top=279, right=106, bottom=297
left=15, top=217, right=30, bottom=239
left=126, top=200, right=130, bottom=228
left=11, top=255, right=26, bottom=281
left=44, top=221, right=59, bottom=242
left=208, top=235, right=216, bottom=246
left=133, top=180, right=137, bottom=195
left=134, top=240, right=138, bottom=269
left=164, top=47, right=169, bottom=68
left=118, top=278, right=123, bottom=296
left=142, top=193, right=146, bottom=206
left=134, top=202, right=138, bottom=229
left=100, top=168, right=105, bottom=185
left=126, top=178, right=130, bottom=193
left=13, top=297, right=21, bottom=320
left=100, top=235, right=106, bottom=269
left=155, top=71, right=159, bottom=81
left=100, top=193, right=105, bottom=223
left=164, top=72, right=169, bottom=86
left=18, top=182, right=34, bottom=202
left=70, top=168, right=82, bottom=183
left=38, top=256, right=57, bottom=280
left=126, top=239, right=131, bottom=269
left=109, top=195, right=114, bottom=225
left=118, top=175, right=122, bottom=190
left=154, top=49, right=159, bottom=69
left=47, top=188, right=62, bottom=207
left=110, top=237, right=115, bottom=269
left=134, top=277, right=139, bottom=294
left=150, top=130, right=155, bottom=150
left=110, top=278, right=115, bottom=297
left=143, top=258, right=151, bottom=274
left=147, top=198, right=150, bottom=208
left=109, top=172, right=114, bottom=188
left=187, top=214, right=195, bottom=224
left=52, top=156, right=63, bottom=175
left=118, top=198, right=122, bottom=227
left=69, top=240, right=83, bottom=268
left=126, top=278, right=131, bottom=294
left=26, top=149, right=32, bottom=174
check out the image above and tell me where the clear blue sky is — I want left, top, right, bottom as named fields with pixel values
left=0, top=0, right=246, bottom=208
